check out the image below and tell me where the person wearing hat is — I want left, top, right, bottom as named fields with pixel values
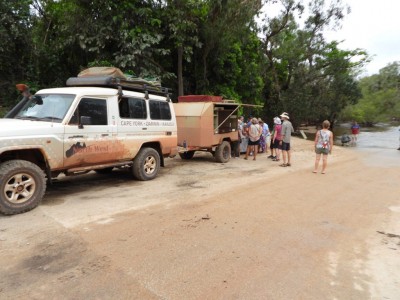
left=279, top=112, right=294, bottom=167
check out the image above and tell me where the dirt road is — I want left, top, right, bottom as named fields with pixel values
left=1, top=138, right=399, bottom=299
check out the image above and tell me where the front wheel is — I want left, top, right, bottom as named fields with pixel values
left=0, top=160, right=46, bottom=215
left=132, top=148, right=160, bottom=181
left=215, top=141, right=231, bottom=163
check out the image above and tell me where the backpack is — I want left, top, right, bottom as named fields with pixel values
left=320, top=130, right=329, bottom=149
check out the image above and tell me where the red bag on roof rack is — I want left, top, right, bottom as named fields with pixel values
left=178, top=95, right=223, bottom=103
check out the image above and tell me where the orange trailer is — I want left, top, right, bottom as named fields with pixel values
left=173, top=99, right=240, bottom=163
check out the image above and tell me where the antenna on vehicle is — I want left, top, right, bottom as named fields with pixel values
left=117, top=85, right=123, bottom=102
left=144, top=85, right=149, bottom=99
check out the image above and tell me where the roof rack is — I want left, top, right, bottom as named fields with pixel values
left=66, top=76, right=171, bottom=97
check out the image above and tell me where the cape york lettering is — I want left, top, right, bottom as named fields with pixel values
left=145, top=121, right=160, bottom=126
left=120, top=121, right=162, bottom=126
left=121, top=120, right=144, bottom=126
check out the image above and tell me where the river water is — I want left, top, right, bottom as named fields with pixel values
left=333, top=124, right=400, bottom=150
left=332, top=124, right=400, bottom=167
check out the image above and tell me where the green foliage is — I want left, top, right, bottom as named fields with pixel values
left=194, top=0, right=261, bottom=93
left=259, top=0, right=367, bottom=127
left=341, top=62, right=400, bottom=123
left=0, top=0, right=33, bottom=108
left=1, top=0, right=372, bottom=126
left=211, top=33, right=265, bottom=105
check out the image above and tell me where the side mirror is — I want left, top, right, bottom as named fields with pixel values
left=79, top=116, right=92, bottom=129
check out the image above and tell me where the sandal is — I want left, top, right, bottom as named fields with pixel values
left=286, top=163, right=291, bottom=167
left=272, top=158, right=280, bottom=161
left=279, top=163, right=287, bottom=167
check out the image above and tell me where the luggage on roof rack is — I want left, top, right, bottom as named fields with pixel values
left=66, top=76, right=171, bottom=96
left=78, top=67, right=126, bottom=79
left=67, top=67, right=169, bottom=96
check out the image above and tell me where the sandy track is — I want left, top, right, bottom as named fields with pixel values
left=0, top=137, right=399, bottom=299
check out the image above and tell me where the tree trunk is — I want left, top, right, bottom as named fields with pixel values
left=177, top=46, right=184, bottom=96
left=200, top=46, right=210, bottom=92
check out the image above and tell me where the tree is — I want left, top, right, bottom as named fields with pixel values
left=160, top=0, right=203, bottom=96
left=30, top=0, right=172, bottom=80
left=212, top=31, right=265, bottom=105
left=194, top=0, right=262, bottom=93
left=259, top=0, right=367, bottom=127
left=0, top=0, right=33, bottom=107
left=341, top=62, right=400, bottom=124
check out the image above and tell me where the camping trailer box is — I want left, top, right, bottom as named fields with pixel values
left=173, top=101, right=239, bottom=163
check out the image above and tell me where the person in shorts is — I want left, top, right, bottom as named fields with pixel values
left=279, top=112, right=294, bottom=167
left=313, top=120, right=334, bottom=174
left=244, top=118, right=261, bottom=160
left=271, top=117, right=282, bottom=161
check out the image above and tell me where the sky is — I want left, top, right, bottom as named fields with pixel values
left=325, top=0, right=400, bottom=75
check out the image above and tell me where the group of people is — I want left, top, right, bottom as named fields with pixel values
left=233, top=116, right=267, bottom=160
left=234, top=112, right=336, bottom=174
left=235, top=114, right=400, bottom=174
left=235, top=112, right=294, bottom=167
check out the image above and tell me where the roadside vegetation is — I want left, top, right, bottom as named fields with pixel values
left=1, top=0, right=398, bottom=126
left=340, top=62, right=400, bottom=125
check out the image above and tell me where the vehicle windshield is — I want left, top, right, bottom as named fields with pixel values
left=14, top=94, right=75, bottom=122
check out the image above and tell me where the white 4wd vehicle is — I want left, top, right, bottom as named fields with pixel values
left=0, top=76, right=177, bottom=215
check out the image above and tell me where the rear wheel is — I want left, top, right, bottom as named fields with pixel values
left=0, top=160, right=46, bottom=215
left=215, top=141, right=231, bottom=163
left=132, top=148, right=160, bottom=181
left=179, top=151, right=195, bottom=160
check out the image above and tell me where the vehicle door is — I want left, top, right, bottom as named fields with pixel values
left=63, top=97, right=114, bottom=168
left=148, top=98, right=177, bottom=155
left=117, top=96, right=148, bottom=158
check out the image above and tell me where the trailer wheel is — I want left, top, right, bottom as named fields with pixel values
left=132, top=147, right=160, bottom=181
left=0, top=160, right=46, bottom=215
left=179, top=151, right=195, bottom=160
left=215, top=141, right=231, bottom=163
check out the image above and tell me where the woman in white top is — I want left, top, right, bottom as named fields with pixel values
left=244, top=118, right=261, bottom=160
left=313, top=120, right=334, bottom=174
